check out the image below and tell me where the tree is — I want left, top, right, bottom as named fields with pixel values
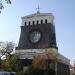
left=1, top=53, right=25, bottom=75
left=32, top=55, right=46, bottom=70
left=0, top=41, right=26, bottom=75
left=0, top=41, right=24, bottom=75
left=1, top=54, right=20, bottom=71
left=0, top=41, right=15, bottom=57
left=0, top=0, right=11, bottom=13
left=24, top=53, right=56, bottom=75
left=0, top=41, right=16, bottom=70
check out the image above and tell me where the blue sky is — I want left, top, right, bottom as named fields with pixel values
left=0, top=0, right=75, bottom=64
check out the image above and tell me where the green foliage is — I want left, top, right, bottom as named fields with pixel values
left=24, top=65, right=44, bottom=75
left=24, top=55, right=56, bottom=75
left=16, top=70, right=25, bottom=75
left=24, top=65, right=55, bottom=75
left=0, top=53, right=25, bottom=75
left=1, top=54, right=21, bottom=72
left=72, top=73, right=75, bottom=75
left=32, top=55, right=46, bottom=69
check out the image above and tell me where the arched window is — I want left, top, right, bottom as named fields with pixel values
left=25, top=22, right=27, bottom=25
left=29, top=21, right=31, bottom=25
left=37, top=20, right=39, bottom=24
left=45, top=19, right=47, bottom=24
left=41, top=19, right=43, bottom=24
left=33, top=21, right=35, bottom=25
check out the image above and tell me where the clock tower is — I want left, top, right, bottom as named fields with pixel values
left=17, top=12, right=57, bottom=49
left=16, top=12, right=70, bottom=75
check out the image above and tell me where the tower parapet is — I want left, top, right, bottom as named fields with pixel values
left=21, top=12, right=54, bottom=26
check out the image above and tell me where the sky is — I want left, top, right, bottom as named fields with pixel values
left=0, top=0, right=75, bottom=64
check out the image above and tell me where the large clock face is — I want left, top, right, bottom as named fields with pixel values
left=29, top=31, right=41, bottom=43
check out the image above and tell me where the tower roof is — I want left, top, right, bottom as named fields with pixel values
left=21, top=12, right=54, bottom=19
left=21, top=12, right=54, bottom=26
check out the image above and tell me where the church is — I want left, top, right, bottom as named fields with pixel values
left=16, top=11, right=70, bottom=75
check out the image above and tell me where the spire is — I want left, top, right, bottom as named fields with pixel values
left=36, top=5, right=40, bottom=13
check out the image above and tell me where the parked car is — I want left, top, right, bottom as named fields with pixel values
left=0, top=71, right=16, bottom=75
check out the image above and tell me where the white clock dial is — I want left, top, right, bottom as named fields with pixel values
left=30, top=31, right=41, bottom=43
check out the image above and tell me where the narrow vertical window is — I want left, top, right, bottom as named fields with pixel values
left=33, top=21, right=35, bottom=25
left=29, top=21, right=30, bottom=25
left=37, top=20, right=39, bottom=24
left=25, top=22, right=27, bottom=25
left=41, top=19, right=43, bottom=24
left=45, top=19, right=47, bottom=24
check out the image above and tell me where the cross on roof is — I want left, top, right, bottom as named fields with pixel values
left=36, top=5, right=40, bottom=13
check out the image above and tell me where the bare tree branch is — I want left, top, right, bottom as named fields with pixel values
left=0, top=0, right=11, bottom=13
left=0, top=41, right=16, bottom=58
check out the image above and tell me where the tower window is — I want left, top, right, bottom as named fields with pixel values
left=29, top=21, right=31, bottom=25
left=41, top=19, right=43, bottom=24
left=33, top=21, right=35, bottom=25
left=37, top=20, right=39, bottom=24
left=25, top=22, right=27, bottom=25
left=45, top=19, right=47, bottom=24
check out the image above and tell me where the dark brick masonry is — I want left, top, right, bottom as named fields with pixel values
left=57, top=62, right=70, bottom=75
left=16, top=23, right=58, bottom=49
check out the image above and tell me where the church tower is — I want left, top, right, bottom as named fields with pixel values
left=16, top=11, right=70, bottom=75
left=17, top=12, right=57, bottom=49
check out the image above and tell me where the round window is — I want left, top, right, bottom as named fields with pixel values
left=29, top=31, right=41, bottom=43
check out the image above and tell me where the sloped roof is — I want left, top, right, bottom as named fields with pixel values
left=21, top=12, right=54, bottom=19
